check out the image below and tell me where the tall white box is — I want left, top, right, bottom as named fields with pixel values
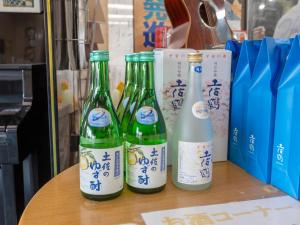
left=154, top=49, right=232, bottom=164
left=154, top=49, right=195, bottom=165
left=200, top=50, right=232, bottom=162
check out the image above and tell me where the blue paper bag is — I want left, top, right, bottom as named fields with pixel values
left=244, top=37, right=292, bottom=183
left=228, top=40, right=261, bottom=169
left=271, top=35, right=300, bottom=199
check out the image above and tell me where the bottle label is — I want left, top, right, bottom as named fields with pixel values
left=136, top=106, right=158, bottom=125
left=88, top=108, right=111, bottom=127
left=80, top=146, right=123, bottom=195
left=123, top=97, right=129, bottom=108
left=126, top=142, right=167, bottom=189
left=192, top=101, right=209, bottom=119
left=178, top=141, right=213, bottom=185
left=130, top=101, right=136, bottom=114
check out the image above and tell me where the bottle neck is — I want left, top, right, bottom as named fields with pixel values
left=187, top=62, right=204, bottom=99
left=133, top=61, right=139, bottom=88
left=88, top=62, right=95, bottom=93
left=125, top=61, right=135, bottom=87
left=91, top=60, right=110, bottom=92
left=140, top=61, right=155, bottom=90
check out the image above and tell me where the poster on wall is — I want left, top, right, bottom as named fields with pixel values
left=133, top=0, right=171, bottom=52
left=0, top=0, right=42, bottom=13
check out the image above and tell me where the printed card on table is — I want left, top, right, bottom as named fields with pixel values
left=142, top=196, right=300, bottom=225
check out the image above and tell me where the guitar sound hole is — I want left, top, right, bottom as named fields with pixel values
left=199, top=2, right=217, bottom=28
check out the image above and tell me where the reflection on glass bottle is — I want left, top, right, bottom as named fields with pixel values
left=121, top=53, right=140, bottom=175
left=117, top=53, right=139, bottom=121
left=81, top=62, right=96, bottom=123
left=79, top=50, right=123, bottom=201
left=126, top=52, right=167, bottom=194
left=121, top=53, right=140, bottom=133
left=172, top=52, right=214, bottom=191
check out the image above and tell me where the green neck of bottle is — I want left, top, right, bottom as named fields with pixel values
left=125, top=61, right=136, bottom=87
left=91, top=60, right=110, bottom=92
left=140, top=61, right=155, bottom=90
left=133, top=61, right=139, bottom=88
left=89, top=63, right=95, bottom=92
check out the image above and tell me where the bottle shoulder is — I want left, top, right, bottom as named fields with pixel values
left=173, top=97, right=213, bottom=142
left=123, top=84, right=135, bottom=97
left=117, top=85, right=136, bottom=112
left=80, top=92, right=122, bottom=148
left=174, top=113, right=213, bottom=143
left=126, top=91, right=167, bottom=143
left=131, top=91, right=166, bottom=125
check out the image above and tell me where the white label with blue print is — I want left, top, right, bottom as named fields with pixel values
left=178, top=141, right=212, bottom=185
left=80, top=146, right=123, bottom=195
left=136, top=106, right=158, bottom=125
left=126, top=142, right=167, bottom=189
left=88, top=108, right=111, bottom=127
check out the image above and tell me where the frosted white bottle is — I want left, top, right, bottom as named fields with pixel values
left=171, top=53, right=214, bottom=191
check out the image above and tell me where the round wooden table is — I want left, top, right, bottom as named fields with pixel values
left=19, top=162, right=281, bottom=225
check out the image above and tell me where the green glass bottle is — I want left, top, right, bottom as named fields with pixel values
left=79, top=50, right=123, bottom=201
left=126, top=51, right=167, bottom=194
left=121, top=54, right=139, bottom=175
left=120, top=53, right=140, bottom=133
left=117, top=53, right=139, bottom=120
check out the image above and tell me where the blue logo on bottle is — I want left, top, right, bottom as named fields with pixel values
left=194, top=66, right=202, bottom=74
left=136, top=106, right=158, bottom=125
left=88, top=108, right=111, bottom=127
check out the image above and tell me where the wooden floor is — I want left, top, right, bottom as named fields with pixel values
left=19, top=162, right=282, bottom=225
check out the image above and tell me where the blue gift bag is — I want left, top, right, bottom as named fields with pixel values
left=271, top=35, right=300, bottom=199
left=228, top=40, right=261, bottom=169
left=244, top=37, right=292, bottom=183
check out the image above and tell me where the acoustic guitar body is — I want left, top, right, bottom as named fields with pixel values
left=183, top=0, right=218, bottom=49
left=164, top=0, right=191, bottom=48
left=165, top=0, right=232, bottom=49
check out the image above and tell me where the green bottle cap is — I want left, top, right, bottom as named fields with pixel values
left=90, top=50, right=109, bottom=62
left=139, top=51, right=154, bottom=62
left=125, top=53, right=140, bottom=62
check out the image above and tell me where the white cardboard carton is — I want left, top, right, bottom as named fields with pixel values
left=154, top=49, right=232, bottom=164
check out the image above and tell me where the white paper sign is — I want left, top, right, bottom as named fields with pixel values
left=142, top=196, right=300, bottom=225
